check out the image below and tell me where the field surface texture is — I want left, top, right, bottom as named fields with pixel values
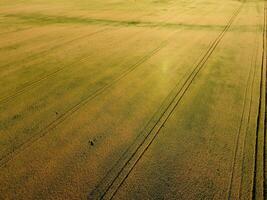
left=0, top=0, right=266, bottom=199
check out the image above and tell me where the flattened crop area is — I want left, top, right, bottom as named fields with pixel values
left=0, top=0, right=265, bottom=199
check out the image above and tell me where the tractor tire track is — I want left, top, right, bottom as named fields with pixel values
left=227, top=7, right=259, bottom=200
left=0, top=2, right=215, bottom=105
left=252, top=2, right=266, bottom=200
left=0, top=3, right=214, bottom=167
left=227, top=2, right=265, bottom=199
left=88, top=4, right=244, bottom=200
left=0, top=27, right=109, bottom=70
left=0, top=25, right=69, bottom=51
left=265, top=9, right=267, bottom=196
left=0, top=11, right=193, bottom=104
left=0, top=27, right=111, bottom=104
left=0, top=2, right=197, bottom=73
left=0, top=31, right=176, bottom=168
left=239, top=17, right=261, bottom=199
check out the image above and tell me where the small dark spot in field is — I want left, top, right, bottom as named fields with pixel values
left=89, top=140, right=94, bottom=146
left=12, top=114, right=21, bottom=120
left=88, top=136, right=103, bottom=147
left=55, top=111, right=58, bottom=115
left=127, top=21, right=139, bottom=25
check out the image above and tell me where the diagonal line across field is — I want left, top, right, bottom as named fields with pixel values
left=227, top=8, right=261, bottom=199
left=0, top=27, right=109, bottom=70
left=0, top=1, right=220, bottom=168
left=227, top=2, right=266, bottom=199
left=0, top=27, right=110, bottom=104
left=0, top=30, right=177, bottom=168
left=252, top=2, right=266, bottom=199
left=240, top=20, right=261, bottom=199
left=0, top=4, right=201, bottom=104
left=2, top=0, right=264, bottom=199
left=88, top=3, right=244, bottom=200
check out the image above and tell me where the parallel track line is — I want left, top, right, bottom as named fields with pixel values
left=238, top=12, right=261, bottom=199
left=0, top=3, right=214, bottom=167
left=88, top=4, right=244, bottom=200
left=0, top=27, right=109, bottom=70
left=0, top=27, right=111, bottom=104
left=252, top=2, right=266, bottom=199
left=0, top=32, right=176, bottom=168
